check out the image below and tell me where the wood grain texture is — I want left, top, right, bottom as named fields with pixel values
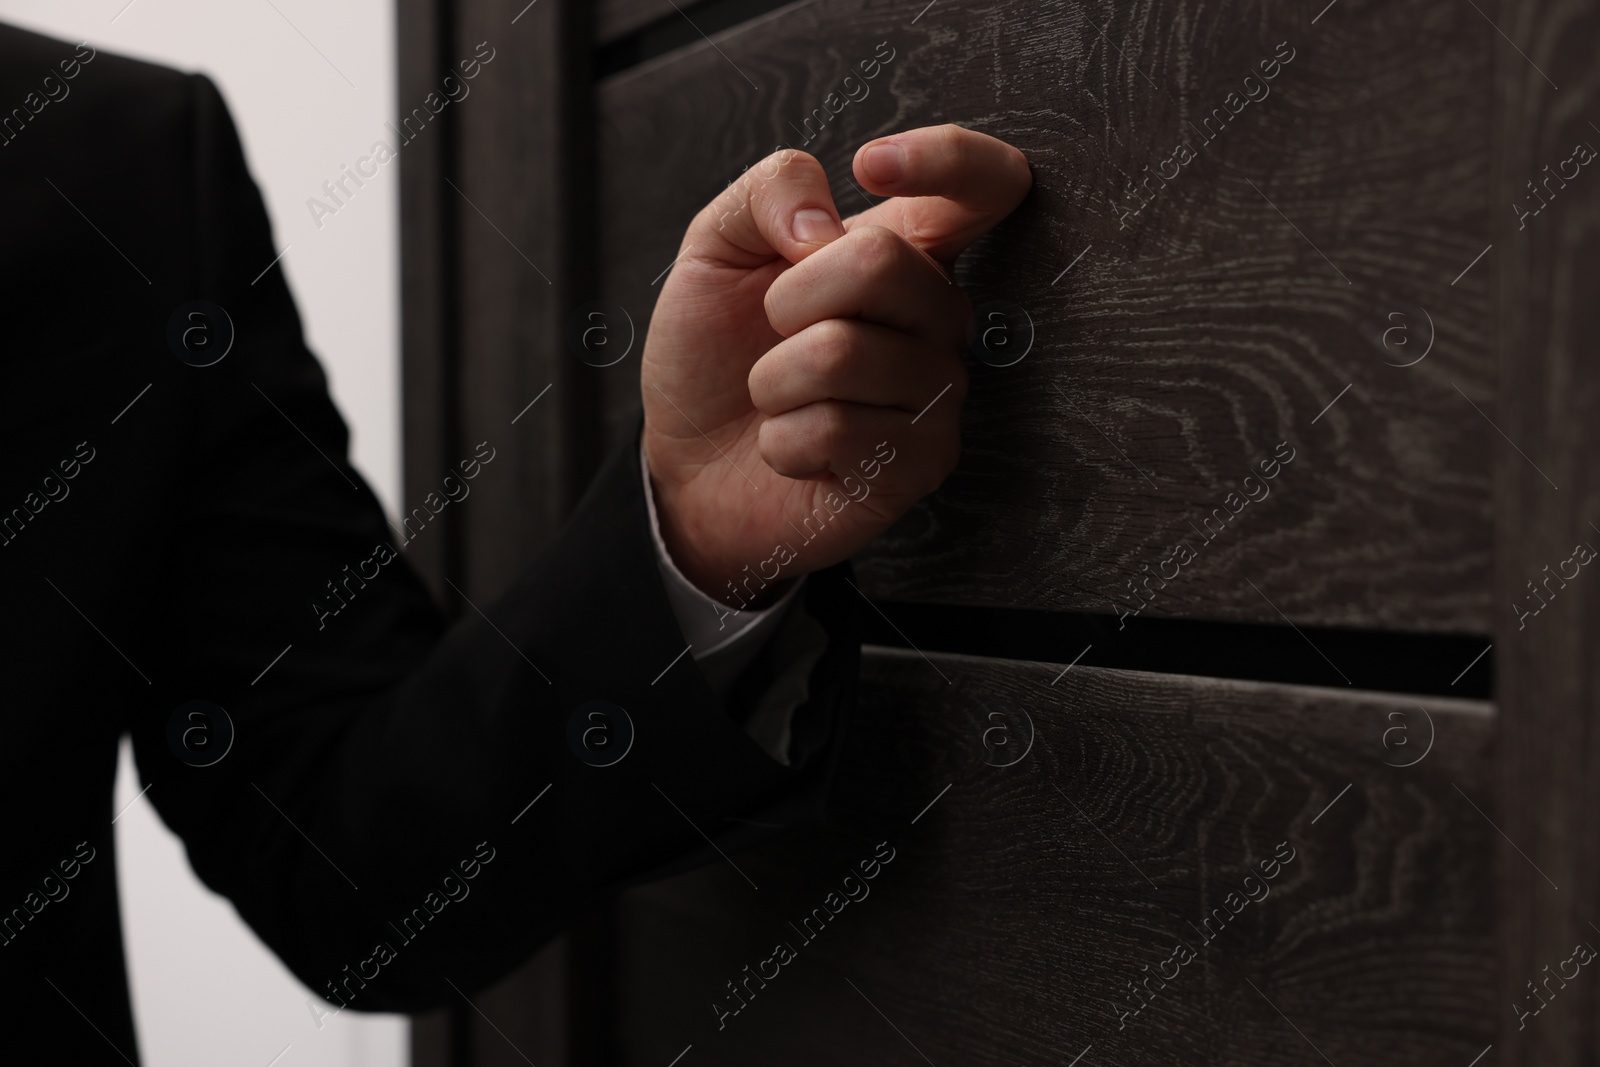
left=407, top=2, right=602, bottom=1064
left=454, top=0, right=602, bottom=601
left=595, top=0, right=1495, bottom=631
left=1492, top=0, right=1600, bottom=1061
left=614, top=648, right=1497, bottom=1065
left=595, top=0, right=809, bottom=43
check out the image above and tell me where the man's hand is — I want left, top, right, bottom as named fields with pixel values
left=640, top=124, right=1032, bottom=606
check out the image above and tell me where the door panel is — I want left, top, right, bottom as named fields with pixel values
left=595, top=0, right=1493, bottom=631
left=614, top=648, right=1496, bottom=1066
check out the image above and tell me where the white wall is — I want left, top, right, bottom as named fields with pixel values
left=112, top=742, right=407, bottom=1067
left=0, top=1, right=407, bottom=1064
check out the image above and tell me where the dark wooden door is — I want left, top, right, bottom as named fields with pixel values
left=401, top=0, right=1599, bottom=1063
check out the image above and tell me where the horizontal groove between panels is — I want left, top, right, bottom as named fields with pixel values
left=855, top=601, right=1494, bottom=699
left=596, top=0, right=803, bottom=78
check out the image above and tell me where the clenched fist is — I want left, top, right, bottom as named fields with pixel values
left=641, top=124, right=1032, bottom=606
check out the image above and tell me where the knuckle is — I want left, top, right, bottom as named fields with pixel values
left=759, top=148, right=825, bottom=202
left=847, top=225, right=909, bottom=283
left=766, top=146, right=817, bottom=177
left=809, top=320, right=859, bottom=381
left=703, top=148, right=825, bottom=235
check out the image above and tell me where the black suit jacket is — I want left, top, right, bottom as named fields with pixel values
left=0, top=23, right=857, bottom=1063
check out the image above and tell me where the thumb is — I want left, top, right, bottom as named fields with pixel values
left=683, top=148, right=845, bottom=269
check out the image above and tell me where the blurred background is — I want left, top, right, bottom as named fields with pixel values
left=0, top=2, right=406, bottom=1064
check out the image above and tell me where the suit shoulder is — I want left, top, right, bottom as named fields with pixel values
left=0, top=23, right=199, bottom=133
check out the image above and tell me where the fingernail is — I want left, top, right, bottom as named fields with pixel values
left=861, top=143, right=905, bottom=184
left=792, top=208, right=842, bottom=244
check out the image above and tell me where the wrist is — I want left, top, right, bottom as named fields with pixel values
left=646, top=461, right=792, bottom=610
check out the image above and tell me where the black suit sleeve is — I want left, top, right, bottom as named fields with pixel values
left=126, top=74, right=858, bottom=1011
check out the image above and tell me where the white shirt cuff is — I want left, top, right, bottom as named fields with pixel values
left=639, top=440, right=806, bottom=697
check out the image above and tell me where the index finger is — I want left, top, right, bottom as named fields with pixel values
left=845, top=124, right=1032, bottom=265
